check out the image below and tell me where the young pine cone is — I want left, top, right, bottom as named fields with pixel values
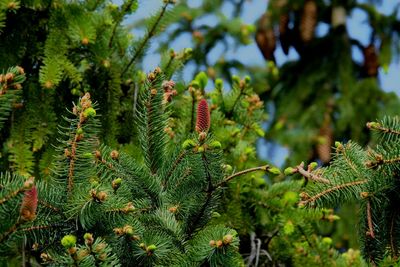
left=256, top=13, right=276, bottom=61
left=20, top=186, right=38, bottom=221
left=300, top=0, right=317, bottom=43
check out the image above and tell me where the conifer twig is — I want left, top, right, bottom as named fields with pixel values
left=190, top=89, right=196, bottom=132
left=366, top=200, right=375, bottom=238
left=165, top=151, right=187, bottom=182
left=108, top=0, right=136, bottom=48
left=0, top=219, right=23, bottom=243
left=296, top=163, right=331, bottom=184
left=122, top=2, right=170, bottom=75
left=366, top=155, right=400, bottom=168
left=299, top=179, right=368, bottom=206
left=186, top=154, right=213, bottom=238
left=38, top=199, right=60, bottom=213
left=215, top=165, right=269, bottom=188
left=390, top=211, right=398, bottom=259
left=367, top=122, right=400, bottom=135
left=0, top=187, right=25, bottom=205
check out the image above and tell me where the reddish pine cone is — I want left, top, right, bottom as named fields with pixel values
left=20, top=186, right=38, bottom=221
left=195, top=99, right=210, bottom=133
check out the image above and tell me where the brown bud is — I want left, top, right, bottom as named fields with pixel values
left=64, top=149, right=71, bottom=158
left=81, top=37, right=89, bottom=45
left=5, top=72, right=14, bottom=82
left=76, top=249, right=90, bottom=260
left=147, top=72, right=155, bottom=81
left=44, top=81, right=53, bottom=89
left=67, top=247, right=77, bottom=255
left=23, top=177, right=35, bottom=189
left=154, top=67, right=162, bottom=75
left=95, top=150, right=101, bottom=159
left=168, top=206, right=178, bottom=213
left=16, top=66, right=24, bottom=74
left=97, top=191, right=107, bottom=202
left=150, top=88, right=158, bottom=95
left=113, top=227, right=123, bottom=235
left=209, top=240, right=216, bottom=247
left=223, top=234, right=233, bottom=245
left=216, top=240, right=223, bottom=248
left=110, top=150, right=119, bottom=160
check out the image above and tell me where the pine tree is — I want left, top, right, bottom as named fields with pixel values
left=0, top=67, right=276, bottom=266
left=286, top=117, right=400, bottom=266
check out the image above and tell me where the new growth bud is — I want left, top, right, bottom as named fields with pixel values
left=61, top=235, right=77, bottom=248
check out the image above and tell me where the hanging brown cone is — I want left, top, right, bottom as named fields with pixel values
left=279, top=13, right=291, bottom=55
left=316, top=124, right=333, bottom=164
left=300, top=0, right=317, bottom=43
left=363, top=44, right=379, bottom=77
left=255, top=12, right=276, bottom=61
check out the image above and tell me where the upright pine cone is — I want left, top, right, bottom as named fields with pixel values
left=300, top=0, right=317, bottom=43
left=363, top=44, right=379, bottom=77
left=255, top=13, right=276, bottom=61
left=195, top=99, right=210, bottom=133
left=20, top=186, right=38, bottom=221
left=279, top=13, right=290, bottom=55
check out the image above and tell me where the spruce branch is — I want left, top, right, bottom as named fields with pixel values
left=367, top=121, right=400, bottom=135
left=215, top=165, right=269, bottom=188
left=366, top=155, right=400, bottom=169
left=299, top=179, right=368, bottom=207
left=296, top=162, right=331, bottom=184
left=122, top=2, right=170, bottom=75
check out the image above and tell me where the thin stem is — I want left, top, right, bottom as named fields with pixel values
left=368, top=122, right=400, bottom=135
left=226, top=87, right=244, bottom=118
left=38, top=199, right=60, bottom=213
left=164, top=151, right=187, bottom=184
left=367, top=156, right=400, bottom=169
left=0, top=219, right=23, bottom=243
left=297, top=163, right=331, bottom=184
left=20, top=224, right=58, bottom=232
left=68, top=123, right=81, bottom=194
left=108, top=0, right=136, bottom=48
left=366, top=200, right=375, bottom=238
left=190, top=90, right=196, bottom=132
left=122, top=2, right=170, bottom=75
left=299, top=179, right=368, bottom=206
left=215, top=165, right=269, bottom=188
left=390, top=211, right=398, bottom=259
left=186, top=154, right=213, bottom=238
left=0, top=187, right=25, bottom=205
